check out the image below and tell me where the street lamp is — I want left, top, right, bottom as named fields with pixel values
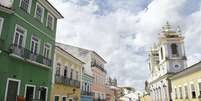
left=67, top=88, right=78, bottom=101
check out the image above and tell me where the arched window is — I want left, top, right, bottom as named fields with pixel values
left=171, top=44, right=178, bottom=56
left=70, top=69, right=73, bottom=79
left=56, top=63, right=61, bottom=76
left=64, top=66, right=68, bottom=77
left=160, top=47, right=164, bottom=60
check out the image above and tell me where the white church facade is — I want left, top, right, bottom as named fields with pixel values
left=148, top=22, right=187, bottom=101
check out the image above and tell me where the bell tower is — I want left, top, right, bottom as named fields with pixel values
left=157, top=22, right=187, bottom=74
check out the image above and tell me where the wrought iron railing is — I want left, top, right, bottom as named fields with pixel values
left=81, top=91, right=94, bottom=96
left=91, top=62, right=106, bottom=73
left=55, top=75, right=80, bottom=88
left=93, top=99, right=106, bottom=101
left=10, top=44, right=52, bottom=67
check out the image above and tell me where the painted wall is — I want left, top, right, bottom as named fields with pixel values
left=51, top=47, right=82, bottom=101
left=140, top=95, right=151, bottom=101
left=51, top=84, right=81, bottom=101
left=0, top=0, right=61, bottom=100
left=171, top=68, right=201, bottom=101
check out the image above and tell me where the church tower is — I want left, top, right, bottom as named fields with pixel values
left=158, top=22, right=187, bottom=74
left=148, top=22, right=187, bottom=101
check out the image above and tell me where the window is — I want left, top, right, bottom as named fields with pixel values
left=25, top=85, right=35, bottom=101
left=160, top=47, right=163, bottom=60
left=87, top=84, right=90, bottom=92
left=198, top=82, right=201, bottom=97
left=175, top=88, right=178, bottom=99
left=13, top=25, right=26, bottom=47
left=171, top=43, right=178, bottom=56
left=62, top=97, right=67, bottom=101
left=76, top=71, right=79, bottom=80
left=179, top=86, right=183, bottom=99
left=191, top=84, right=196, bottom=98
left=30, top=36, right=39, bottom=54
left=43, top=43, right=51, bottom=58
left=5, top=78, right=21, bottom=101
left=70, top=69, right=73, bottom=79
left=0, top=17, right=4, bottom=37
left=20, top=0, right=32, bottom=13
left=56, top=63, right=61, bottom=76
left=46, top=13, right=54, bottom=30
left=35, top=3, right=44, bottom=22
left=54, top=96, right=59, bottom=101
left=39, top=87, right=48, bottom=101
left=184, top=85, right=188, bottom=98
left=64, top=66, right=68, bottom=77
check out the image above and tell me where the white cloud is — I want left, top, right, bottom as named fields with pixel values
left=49, top=0, right=201, bottom=90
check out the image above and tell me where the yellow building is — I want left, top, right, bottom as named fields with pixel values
left=140, top=94, right=151, bottom=101
left=170, top=61, right=201, bottom=101
left=51, top=46, right=84, bottom=101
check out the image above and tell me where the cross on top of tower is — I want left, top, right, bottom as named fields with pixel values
left=161, top=22, right=181, bottom=38
left=162, top=21, right=172, bottom=32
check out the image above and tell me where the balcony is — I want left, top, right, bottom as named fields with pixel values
left=81, top=91, right=94, bottom=96
left=91, top=62, right=106, bottom=73
left=55, top=75, right=80, bottom=88
left=0, top=0, right=13, bottom=8
left=93, top=99, right=106, bottom=101
left=10, top=44, right=52, bottom=67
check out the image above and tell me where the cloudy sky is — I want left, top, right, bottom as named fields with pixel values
left=49, top=0, right=201, bottom=91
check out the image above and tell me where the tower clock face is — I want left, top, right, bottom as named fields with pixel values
left=173, top=64, right=181, bottom=70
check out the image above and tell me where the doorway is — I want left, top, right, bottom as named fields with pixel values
left=25, top=85, right=35, bottom=101
left=39, top=87, right=48, bottom=101
left=5, top=78, right=20, bottom=101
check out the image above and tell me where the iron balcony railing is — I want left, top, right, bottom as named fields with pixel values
left=81, top=91, right=94, bottom=96
left=55, top=75, right=80, bottom=88
left=91, top=62, right=106, bottom=73
left=10, top=44, right=52, bottom=67
left=93, top=99, right=106, bottom=101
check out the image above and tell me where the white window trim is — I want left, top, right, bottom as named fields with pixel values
left=13, top=24, right=27, bottom=47
left=38, top=86, right=48, bottom=101
left=24, top=84, right=36, bottom=99
left=0, top=17, right=4, bottom=37
left=190, top=82, right=195, bottom=98
left=30, top=35, right=40, bottom=54
left=34, top=2, right=44, bottom=22
left=198, top=80, right=201, bottom=95
left=46, top=12, right=55, bottom=30
left=43, top=42, right=52, bottom=59
left=198, top=78, right=201, bottom=83
left=19, top=0, right=32, bottom=13
left=4, top=78, right=21, bottom=101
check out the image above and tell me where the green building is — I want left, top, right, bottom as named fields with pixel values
left=0, top=0, right=63, bottom=101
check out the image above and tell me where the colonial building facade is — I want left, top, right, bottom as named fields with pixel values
left=0, top=0, right=63, bottom=101
left=51, top=46, right=84, bottom=101
left=56, top=43, right=95, bottom=101
left=170, top=61, right=201, bottom=101
left=91, top=52, right=107, bottom=101
left=148, top=23, right=187, bottom=101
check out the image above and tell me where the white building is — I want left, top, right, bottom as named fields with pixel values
left=148, top=23, right=187, bottom=101
left=119, top=87, right=140, bottom=101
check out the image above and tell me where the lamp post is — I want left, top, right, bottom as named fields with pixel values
left=67, top=88, right=78, bottom=101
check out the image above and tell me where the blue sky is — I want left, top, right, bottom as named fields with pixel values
left=49, top=0, right=201, bottom=91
